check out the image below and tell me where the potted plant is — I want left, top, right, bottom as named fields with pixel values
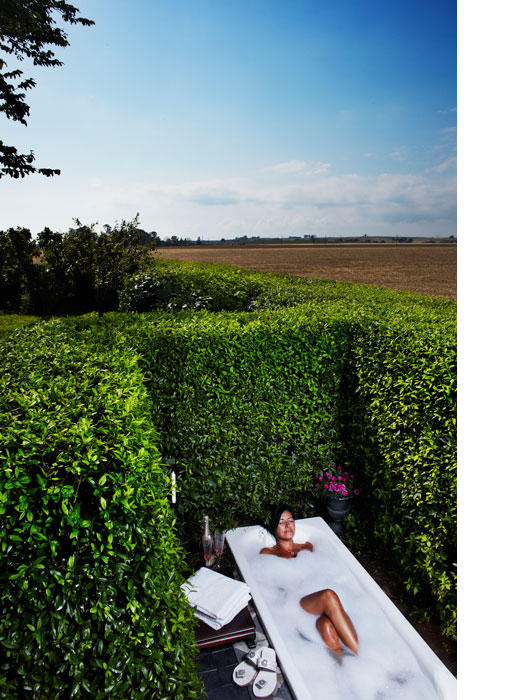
left=315, top=464, right=360, bottom=536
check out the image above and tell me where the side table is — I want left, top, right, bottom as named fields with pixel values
left=193, top=564, right=256, bottom=650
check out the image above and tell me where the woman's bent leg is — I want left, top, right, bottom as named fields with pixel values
left=300, top=589, right=358, bottom=654
left=316, top=615, right=342, bottom=653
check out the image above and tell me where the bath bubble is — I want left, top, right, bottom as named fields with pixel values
left=246, top=527, right=440, bottom=700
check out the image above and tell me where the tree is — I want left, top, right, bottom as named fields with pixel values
left=36, top=223, right=95, bottom=313
left=91, top=217, right=156, bottom=316
left=0, top=0, right=94, bottom=178
left=0, top=226, right=38, bottom=310
left=36, top=215, right=155, bottom=316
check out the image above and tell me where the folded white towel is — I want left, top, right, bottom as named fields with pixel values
left=183, top=567, right=251, bottom=618
left=192, top=591, right=251, bottom=629
left=182, top=567, right=251, bottom=630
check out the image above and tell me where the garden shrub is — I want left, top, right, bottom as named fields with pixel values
left=0, top=321, right=202, bottom=699
left=120, top=262, right=264, bottom=313
left=124, top=307, right=348, bottom=536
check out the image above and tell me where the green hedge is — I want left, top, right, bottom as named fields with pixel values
left=121, top=259, right=454, bottom=316
left=118, top=260, right=457, bottom=639
left=342, top=315, right=457, bottom=638
left=0, top=321, right=202, bottom=699
left=123, top=307, right=348, bottom=532
left=120, top=263, right=263, bottom=313
left=119, top=282, right=458, bottom=638
left=0, top=313, right=38, bottom=339
left=1, top=256, right=457, bottom=678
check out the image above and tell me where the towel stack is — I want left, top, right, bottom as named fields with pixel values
left=182, top=567, right=251, bottom=630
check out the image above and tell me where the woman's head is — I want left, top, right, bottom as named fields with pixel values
left=268, top=503, right=295, bottom=542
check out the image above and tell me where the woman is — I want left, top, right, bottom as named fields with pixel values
left=260, top=504, right=359, bottom=656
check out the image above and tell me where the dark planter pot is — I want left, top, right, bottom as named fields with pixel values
left=326, top=495, right=350, bottom=537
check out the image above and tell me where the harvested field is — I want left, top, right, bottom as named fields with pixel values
left=154, top=243, right=457, bottom=300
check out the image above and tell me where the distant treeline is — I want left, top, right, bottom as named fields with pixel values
left=157, top=234, right=457, bottom=246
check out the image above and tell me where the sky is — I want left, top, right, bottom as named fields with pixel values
left=0, top=0, right=457, bottom=240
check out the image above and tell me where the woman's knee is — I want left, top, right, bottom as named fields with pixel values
left=300, top=588, right=344, bottom=615
left=321, top=588, right=342, bottom=609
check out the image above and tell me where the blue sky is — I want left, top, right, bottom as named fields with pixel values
left=1, top=0, right=457, bottom=239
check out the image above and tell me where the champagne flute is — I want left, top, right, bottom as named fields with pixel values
left=202, top=534, right=213, bottom=567
left=213, top=529, right=225, bottom=569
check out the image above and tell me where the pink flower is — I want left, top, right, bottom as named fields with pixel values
left=337, top=476, right=342, bottom=481
left=331, top=476, right=336, bottom=481
left=350, top=475, right=355, bottom=479
left=324, top=484, right=329, bottom=489
left=354, top=489, right=360, bottom=496
left=342, top=490, right=348, bottom=496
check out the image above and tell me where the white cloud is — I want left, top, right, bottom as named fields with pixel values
left=390, top=148, right=408, bottom=162
left=0, top=165, right=456, bottom=239
left=427, top=155, right=457, bottom=173
left=263, top=160, right=332, bottom=176
left=141, top=168, right=457, bottom=231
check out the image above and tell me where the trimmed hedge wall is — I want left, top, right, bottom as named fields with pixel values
left=125, top=307, right=348, bottom=530
left=121, top=259, right=454, bottom=316
left=0, top=321, right=202, bottom=699
left=343, top=315, right=457, bottom=638
left=1, top=257, right=457, bottom=700
left=118, top=262, right=456, bottom=638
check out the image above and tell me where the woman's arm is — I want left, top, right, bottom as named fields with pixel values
left=299, top=542, right=314, bottom=552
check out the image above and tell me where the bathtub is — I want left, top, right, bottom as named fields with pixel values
left=226, top=516, right=457, bottom=700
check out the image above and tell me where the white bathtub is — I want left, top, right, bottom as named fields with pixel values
left=226, top=516, right=457, bottom=700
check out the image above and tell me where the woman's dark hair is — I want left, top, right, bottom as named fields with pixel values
left=267, top=503, right=294, bottom=538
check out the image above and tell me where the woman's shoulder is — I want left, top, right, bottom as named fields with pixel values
left=259, top=545, right=277, bottom=555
